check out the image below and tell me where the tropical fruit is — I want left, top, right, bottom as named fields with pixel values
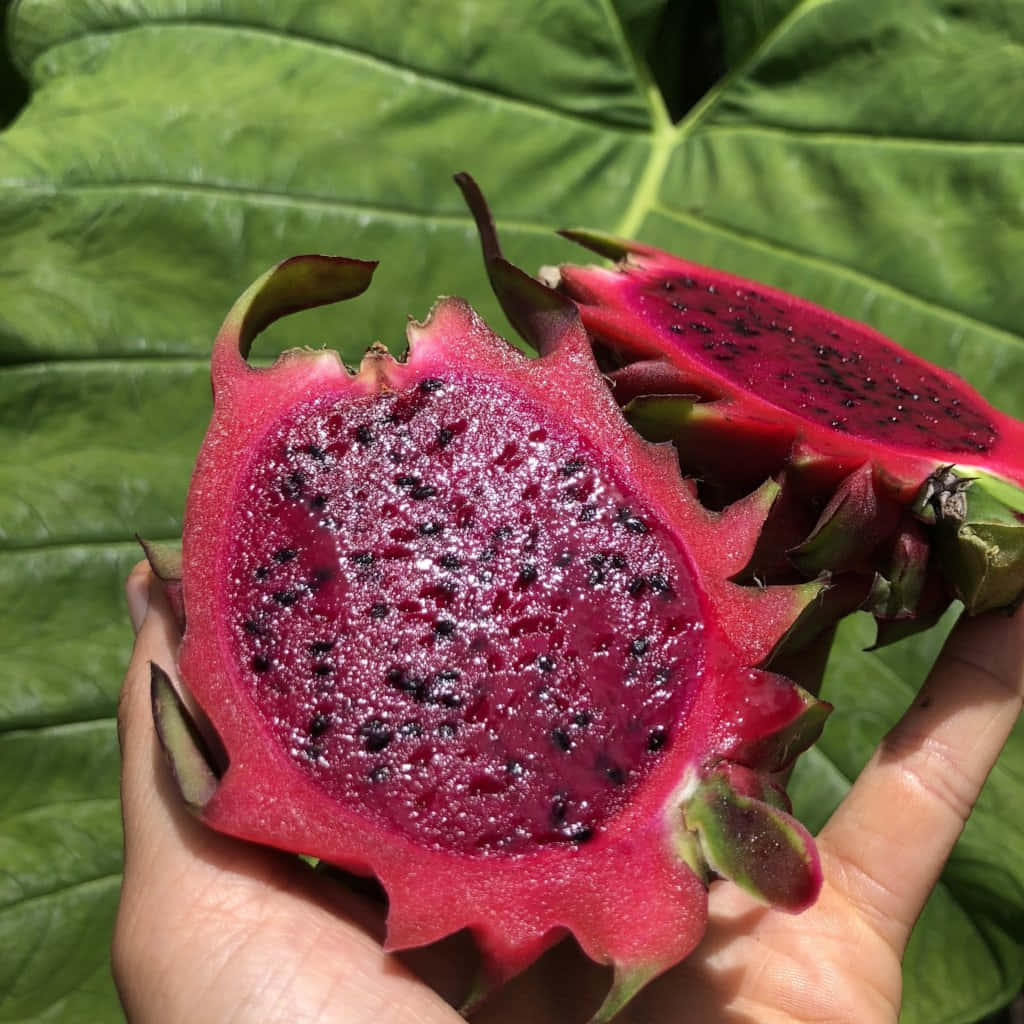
left=149, top=252, right=831, bottom=1021
left=456, top=175, right=1024, bottom=635
left=553, top=234, right=1024, bottom=628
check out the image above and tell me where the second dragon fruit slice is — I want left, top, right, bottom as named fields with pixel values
left=544, top=232, right=1024, bottom=622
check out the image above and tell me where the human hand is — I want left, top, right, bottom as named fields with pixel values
left=113, top=562, right=1024, bottom=1023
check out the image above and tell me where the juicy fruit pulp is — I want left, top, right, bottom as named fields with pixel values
left=153, top=253, right=830, bottom=1022
left=232, top=379, right=705, bottom=854
left=547, top=233, right=1024, bottom=623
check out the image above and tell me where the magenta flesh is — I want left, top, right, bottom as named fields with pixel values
left=230, top=377, right=704, bottom=854
left=622, top=275, right=998, bottom=455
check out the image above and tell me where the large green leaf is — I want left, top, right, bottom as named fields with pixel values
left=1, top=0, right=1021, bottom=1019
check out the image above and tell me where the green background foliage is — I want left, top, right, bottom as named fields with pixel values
left=0, top=1, right=1021, bottom=1020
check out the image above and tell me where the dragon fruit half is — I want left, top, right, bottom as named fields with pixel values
left=550, top=233, right=1024, bottom=632
left=149, top=252, right=833, bottom=1021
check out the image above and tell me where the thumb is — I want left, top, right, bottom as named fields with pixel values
left=113, top=564, right=466, bottom=1024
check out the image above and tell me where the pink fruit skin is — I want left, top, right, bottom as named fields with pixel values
left=557, top=238, right=1024, bottom=501
left=169, top=255, right=828, bottom=1019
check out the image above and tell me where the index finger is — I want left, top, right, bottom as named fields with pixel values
left=819, top=604, right=1024, bottom=954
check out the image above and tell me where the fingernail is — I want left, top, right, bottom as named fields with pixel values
left=126, top=571, right=151, bottom=633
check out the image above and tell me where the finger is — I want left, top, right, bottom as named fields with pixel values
left=820, top=604, right=1024, bottom=953
left=124, top=559, right=150, bottom=633
left=114, top=573, right=468, bottom=1022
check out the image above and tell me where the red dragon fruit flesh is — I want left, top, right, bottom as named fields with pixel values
left=149, top=250, right=832, bottom=1021
left=454, top=175, right=1024, bottom=633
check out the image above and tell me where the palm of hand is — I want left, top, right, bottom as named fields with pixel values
left=114, top=566, right=1023, bottom=1023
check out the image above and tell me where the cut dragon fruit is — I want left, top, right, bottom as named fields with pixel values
left=149, top=250, right=830, bottom=1021
left=550, top=232, right=1024, bottom=623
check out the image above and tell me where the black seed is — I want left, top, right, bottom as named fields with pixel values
left=436, top=427, right=455, bottom=447
left=419, top=377, right=444, bottom=393
left=369, top=602, right=390, bottom=619
left=360, top=719, right=393, bottom=753
left=282, top=470, right=306, bottom=498
left=309, top=640, right=334, bottom=655
left=588, top=553, right=607, bottom=568
left=273, top=547, right=297, bottom=563
left=654, top=666, right=673, bottom=685
left=517, top=564, right=539, bottom=586
left=304, top=444, right=326, bottom=460
left=506, top=759, right=524, bottom=777
left=669, top=324, right=683, bottom=334
left=627, top=576, right=646, bottom=596
left=434, top=619, right=456, bottom=637
left=418, top=520, right=443, bottom=536
left=662, top=280, right=674, bottom=291
left=437, top=668, right=461, bottom=682
left=555, top=551, right=574, bottom=567
left=728, top=317, right=761, bottom=337
left=630, top=637, right=649, bottom=657
left=572, top=711, right=592, bottom=727
left=566, top=823, right=594, bottom=844
left=310, top=568, right=332, bottom=588
left=440, top=554, right=462, bottom=571
left=251, top=655, right=270, bottom=672
left=560, top=460, right=585, bottom=477
left=578, top=504, right=598, bottom=522
left=399, top=720, right=422, bottom=738
left=272, top=590, right=298, bottom=606
left=689, top=322, right=713, bottom=334
left=304, top=744, right=324, bottom=761
left=437, top=721, right=457, bottom=738
left=551, top=795, right=568, bottom=823
left=349, top=551, right=374, bottom=566
left=395, top=473, right=420, bottom=489
left=537, top=654, right=556, bottom=672
left=369, top=764, right=391, bottom=783
left=647, top=572, right=670, bottom=594
left=254, top=565, right=270, bottom=581
left=647, top=726, right=668, bottom=751
left=439, top=692, right=463, bottom=708
left=587, top=568, right=606, bottom=587
left=355, top=425, right=373, bottom=446
left=310, top=493, right=327, bottom=510
left=411, top=484, right=437, bottom=500
left=622, top=516, right=649, bottom=535
left=551, top=728, right=572, bottom=752
left=610, top=554, right=627, bottom=569
left=387, top=666, right=426, bottom=699
left=602, top=761, right=626, bottom=785
left=310, top=713, right=331, bottom=737
left=243, top=619, right=263, bottom=636
left=313, top=662, right=333, bottom=677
